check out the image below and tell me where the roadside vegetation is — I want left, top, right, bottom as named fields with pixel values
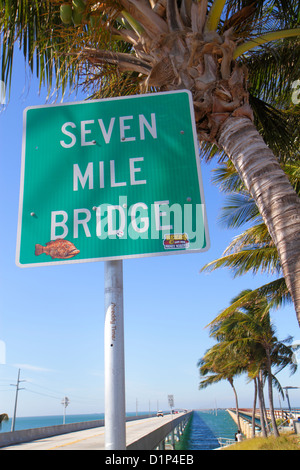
left=223, top=433, right=300, bottom=450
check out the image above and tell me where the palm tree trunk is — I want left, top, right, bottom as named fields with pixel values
left=261, top=379, right=271, bottom=434
left=265, top=348, right=280, bottom=437
left=228, top=378, right=241, bottom=430
left=218, top=117, right=300, bottom=324
left=252, top=378, right=258, bottom=438
left=257, top=372, right=267, bottom=437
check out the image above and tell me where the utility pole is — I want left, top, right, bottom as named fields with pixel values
left=61, top=396, right=70, bottom=424
left=10, top=368, right=26, bottom=432
left=283, top=387, right=300, bottom=419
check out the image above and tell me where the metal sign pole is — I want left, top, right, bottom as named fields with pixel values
left=104, top=259, right=126, bottom=450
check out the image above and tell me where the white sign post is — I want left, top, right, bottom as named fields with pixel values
left=104, top=260, right=126, bottom=449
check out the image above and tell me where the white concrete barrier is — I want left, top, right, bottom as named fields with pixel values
left=0, top=414, right=158, bottom=448
left=126, top=412, right=193, bottom=450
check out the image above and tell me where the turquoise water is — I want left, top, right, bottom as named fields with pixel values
left=0, top=413, right=105, bottom=433
left=0, top=409, right=237, bottom=450
left=183, top=410, right=238, bottom=450
left=0, top=412, right=149, bottom=433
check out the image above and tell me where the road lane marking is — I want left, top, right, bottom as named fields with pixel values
left=48, top=431, right=105, bottom=450
left=47, top=415, right=176, bottom=450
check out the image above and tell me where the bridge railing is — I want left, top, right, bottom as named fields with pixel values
left=126, top=411, right=193, bottom=450
left=216, top=437, right=236, bottom=448
left=0, top=413, right=163, bottom=449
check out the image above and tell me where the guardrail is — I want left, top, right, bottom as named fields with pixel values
left=216, top=437, right=236, bottom=448
left=0, top=414, right=156, bottom=449
left=127, top=411, right=193, bottom=450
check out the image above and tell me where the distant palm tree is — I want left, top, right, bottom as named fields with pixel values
left=209, top=290, right=297, bottom=437
left=1, top=1, right=300, bottom=320
left=0, top=413, right=9, bottom=429
left=198, top=342, right=245, bottom=429
left=207, top=296, right=269, bottom=437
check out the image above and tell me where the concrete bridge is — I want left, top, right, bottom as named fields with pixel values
left=227, top=408, right=300, bottom=439
left=0, top=411, right=192, bottom=450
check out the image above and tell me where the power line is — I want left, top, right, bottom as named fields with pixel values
left=26, top=382, right=88, bottom=402
left=6, top=370, right=103, bottom=421
left=25, top=382, right=65, bottom=396
left=24, top=388, right=61, bottom=400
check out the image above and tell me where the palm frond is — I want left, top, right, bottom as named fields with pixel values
left=211, top=160, right=246, bottom=193
left=234, top=28, right=300, bottom=58
left=249, top=95, right=299, bottom=161
left=205, top=0, right=227, bottom=32
left=221, top=0, right=300, bottom=37
left=284, top=162, right=300, bottom=193
left=198, top=374, right=223, bottom=389
left=0, top=1, right=80, bottom=98
left=207, top=278, right=290, bottom=328
left=222, top=223, right=271, bottom=253
left=245, top=38, right=300, bottom=106
left=201, top=245, right=281, bottom=277
left=217, top=193, right=261, bottom=228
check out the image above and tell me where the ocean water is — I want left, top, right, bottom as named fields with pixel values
left=0, top=409, right=237, bottom=450
left=182, top=410, right=238, bottom=450
left=0, top=412, right=153, bottom=434
left=0, top=413, right=105, bottom=433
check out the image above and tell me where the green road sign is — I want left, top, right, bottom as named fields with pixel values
left=16, top=90, right=210, bottom=267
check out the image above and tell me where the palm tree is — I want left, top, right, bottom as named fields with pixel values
left=201, top=160, right=300, bottom=307
left=201, top=158, right=300, bottom=310
left=198, top=343, right=244, bottom=429
left=210, top=289, right=297, bottom=437
left=1, top=1, right=300, bottom=320
left=209, top=296, right=269, bottom=437
left=0, top=413, right=8, bottom=429
left=247, top=371, right=266, bottom=437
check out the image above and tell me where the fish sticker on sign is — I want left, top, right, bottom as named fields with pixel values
left=35, top=239, right=80, bottom=260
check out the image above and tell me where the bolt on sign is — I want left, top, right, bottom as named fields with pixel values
left=16, top=90, right=210, bottom=267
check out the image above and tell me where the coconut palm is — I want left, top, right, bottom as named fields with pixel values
left=0, top=413, right=8, bottom=429
left=208, top=295, right=269, bottom=436
left=1, top=1, right=300, bottom=320
left=209, top=289, right=297, bottom=437
left=198, top=342, right=244, bottom=429
left=248, top=370, right=268, bottom=437
left=201, top=158, right=300, bottom=310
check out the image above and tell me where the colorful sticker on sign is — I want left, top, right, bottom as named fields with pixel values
left=163, top=234, right=190, bottom=250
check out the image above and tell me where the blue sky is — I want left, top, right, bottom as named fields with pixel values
left=0, top=50, right=299, bottom=419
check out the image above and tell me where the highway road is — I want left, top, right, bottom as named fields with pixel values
left=1, top=413, right=185, bottom=450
